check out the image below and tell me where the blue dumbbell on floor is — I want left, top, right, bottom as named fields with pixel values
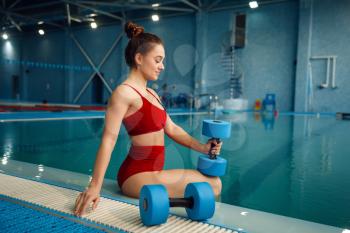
left=139, top=182, right=215, bottom=226
left=198, top=120, right=231, bottom=176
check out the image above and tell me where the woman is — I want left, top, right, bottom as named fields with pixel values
left=74, top=22, right=222, bottom=217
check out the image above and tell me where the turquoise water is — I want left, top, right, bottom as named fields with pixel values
left=0, top=112, right=349, bottom=229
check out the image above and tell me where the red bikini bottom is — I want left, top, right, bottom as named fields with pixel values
left=117, top=145, right=165, bottom=188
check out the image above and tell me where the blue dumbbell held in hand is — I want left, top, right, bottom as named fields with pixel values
left=198, top=120, right=231, bottom=177
left=139, top=182, right=215, bottom=226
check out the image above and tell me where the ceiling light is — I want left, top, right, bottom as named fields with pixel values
left=38, top=21, right=44, bottom=25
left=152, top=3, right=160, bottom=8
left=2, top=33, right=8, bottom=40
left=89, top=13, right=97, bottom=17
left=151, top=14, right=159, bottom=22
left=90, top=22, right=98, bottom=29
left=249, top=1, right=259, bottom=8
left=38, top=29, right=45, bottom=35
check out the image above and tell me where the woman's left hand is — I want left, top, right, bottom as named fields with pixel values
left=203, top=139, right=223, bottom=155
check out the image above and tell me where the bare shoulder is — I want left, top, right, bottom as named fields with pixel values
left=108, top=85, right=135, bottom=107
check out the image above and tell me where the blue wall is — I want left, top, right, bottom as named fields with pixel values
left=202, top=1, right=298, bottom=111
left=295, top=0, right=350, bottom=113
left=67, top=24, right=123, bottom=104
left=0, top=37, right=21, bottom=100
left=1, top=0, right=349, bottom=112
left=22, top=31, right=66, bottom=103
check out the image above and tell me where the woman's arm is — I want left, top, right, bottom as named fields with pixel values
left=89, top=86, right=131, bottom=189
left=164, top=114, right=208, bottom=154
left=74, top=85, right=130, bottom=216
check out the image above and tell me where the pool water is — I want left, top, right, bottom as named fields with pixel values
left=1, top=112, right=349, bottom=229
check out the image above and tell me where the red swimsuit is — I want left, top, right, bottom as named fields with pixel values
left=117, top=84, right=167, bottom=188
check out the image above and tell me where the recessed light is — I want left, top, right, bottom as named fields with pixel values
left=90, top=22, right=98, bottom=29
left=151, top=14, right=159, bottom=21
left=2, top=33, right=8, bottom=40
left=249, top=1, right=259, bottom=9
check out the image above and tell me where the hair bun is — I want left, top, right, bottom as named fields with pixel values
left=124, top=22, right=144, bottom=39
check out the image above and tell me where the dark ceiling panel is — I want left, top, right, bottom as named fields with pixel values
left=0, top=0, right=294, bottom=35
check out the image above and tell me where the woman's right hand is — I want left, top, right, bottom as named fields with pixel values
left=74, top=186, right=100, bottom=217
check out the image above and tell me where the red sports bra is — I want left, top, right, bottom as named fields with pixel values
left=122, top=84, right=167, bottom=136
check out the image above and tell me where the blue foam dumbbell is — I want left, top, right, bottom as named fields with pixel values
left=198, top=120, right=231, bottom=176
left=139, top=182, right=215, bottom=226
left=139, top=185, right=169, bottom=226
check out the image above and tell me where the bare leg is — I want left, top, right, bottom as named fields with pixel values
left=121, top=169, right=222, bottom=198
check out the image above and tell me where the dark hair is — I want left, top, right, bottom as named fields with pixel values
left=124, top=22, right=163, bottom=68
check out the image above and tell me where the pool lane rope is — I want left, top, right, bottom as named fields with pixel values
left=0, top=173, right=239, bottom=233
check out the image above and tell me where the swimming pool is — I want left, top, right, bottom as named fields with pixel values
left=0, top=112, right=349, bottom=229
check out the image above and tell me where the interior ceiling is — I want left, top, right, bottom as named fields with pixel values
left=0, top=0, right=289, bottom=34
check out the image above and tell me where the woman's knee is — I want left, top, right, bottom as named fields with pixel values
left=121, top=184, right=140, bottom=198
left=209, top=177, right=222, bottom=196
left=120, top=175, right=149, bottom=198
